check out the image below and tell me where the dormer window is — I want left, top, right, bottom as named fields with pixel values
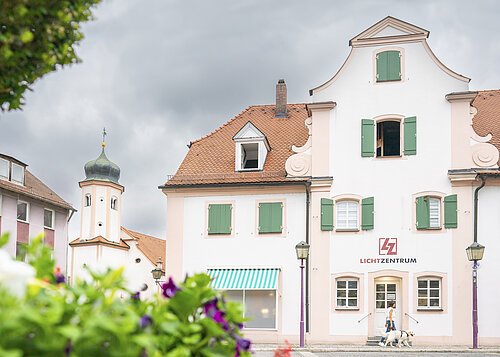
left=233, top=122, right=270, bottom=172
left=11, top=163, right=25, bottom=184
left=0, top=158, right=9, bottom=179
left=241, top=143, right=259, bottom=169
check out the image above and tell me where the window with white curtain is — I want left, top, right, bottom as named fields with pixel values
left=336, top=201, right=359, bottom=230
left=428, top=198, right=440, bottom=228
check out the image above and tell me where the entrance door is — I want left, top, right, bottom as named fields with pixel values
left=374, top=280, right=401, bottom=335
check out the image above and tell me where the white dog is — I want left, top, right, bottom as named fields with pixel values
left=382, top=329, right=414, bottom=347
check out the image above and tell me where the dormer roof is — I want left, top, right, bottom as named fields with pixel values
left=349, top=16, right=429, bottom=47
left=161, top=104, right=309, bottom=187
left=233, top=121, right=271, bottom=151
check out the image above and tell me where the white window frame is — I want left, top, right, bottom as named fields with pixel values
left=85, top=193, right=91, bottom=207
left=44, top=208, right=55, bottom=229
left=17, top=200, right=29, bottom=222
left=224, top=289, right=278, bottom=330
left=335, top=278, right=359, bottom=309
left=335, top=200, right=359, bottom=231
left=11, top=162, right=25, bottom=185
left=0, top=158, right=9, bottom=180
left=417, top=277, right=442, bottom=310
left=428, top=197, right=441, bottom=228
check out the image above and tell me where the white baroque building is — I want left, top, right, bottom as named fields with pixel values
left=160, top=17, right=500, bottom=346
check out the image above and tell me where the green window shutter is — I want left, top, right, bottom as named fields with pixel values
left=416, top=196, right=430, bottom=230
left=361, top=119, right=375, bottom=157
left=376, top=51, right=388, bottom=81
left=404, top=116, right=417, bottom=155
left=444, top=194, right=458, bottom=228
left=208, top=204, right=232, bottom=234
left=321, top=198, right=334, bottom=231
left=259, top=202, right=283, bottom=233
left=361, top=197, right=374, bottom=230
left=387, top=51, right=401, bottom=81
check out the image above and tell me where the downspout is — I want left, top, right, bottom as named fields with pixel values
left=304, top=181, right=311, bottom=333
left=473, top=175, right=485, bottom=243
left=65, top=209, right=76, bottom=281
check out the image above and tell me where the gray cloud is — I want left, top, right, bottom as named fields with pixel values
left=1, top=0, right=499, bottom=239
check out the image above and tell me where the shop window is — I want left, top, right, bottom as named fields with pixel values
left=225, top=290, right=276, bottom=329
left=44, top=209, right=54, bottom=229
left=376, top=50, right=401, bottom=82
left=417, top=278, right=441, bottom=309
left=336, top=278, right=359, bottom=308
left=258, top=202, right=283, bottom=234
left=208, top=203, right=232, bottom=235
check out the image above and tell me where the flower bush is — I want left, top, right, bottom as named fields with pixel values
left=0, top=233, right=251, bottom=357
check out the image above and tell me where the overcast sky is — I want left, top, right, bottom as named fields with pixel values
left=1, top=0, right=499, bottom=240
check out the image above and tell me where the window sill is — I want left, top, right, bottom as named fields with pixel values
left=335, top=229, right=359, bottom=232
left=237, top=168, right=263, bottom=172
left=376, top=79, right=401, bottom=83
left=375, top=155, right=402, bottom=159
left=44, top=226, right=55, bottom=231
left=416, top=227, right=442, bottom=231
left=17, top=220, right=29, bottom=224
left=417, top=308, right=443, bottom=311
left=335, top=307, right=359, bottom=311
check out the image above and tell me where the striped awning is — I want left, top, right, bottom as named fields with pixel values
left=207, top=268, right=280, bottom=290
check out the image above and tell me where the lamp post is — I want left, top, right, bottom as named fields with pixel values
left=466, top=242, right=485, bottom=349
left=151, top=257, right=165, bottom=285
left=295, top=241, right=310, bottom=348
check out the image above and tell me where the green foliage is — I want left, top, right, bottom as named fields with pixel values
left=0, top=235, right=251, bottom=356
left=0, top=0, right=102, bottom=111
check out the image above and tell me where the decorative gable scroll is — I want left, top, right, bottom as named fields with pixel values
left=285, top=116, right=312, bottom=177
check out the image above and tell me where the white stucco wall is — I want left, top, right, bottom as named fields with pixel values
left=312, top=39, right=468, bottom=338
left=182, top=191, right=306, bottom=335
left=476, top=186, right=500, bottom=338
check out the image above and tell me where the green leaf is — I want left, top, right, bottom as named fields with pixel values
left=20, top=30, right=34, bottom=43
left=0, top=233, right=9, bottom=248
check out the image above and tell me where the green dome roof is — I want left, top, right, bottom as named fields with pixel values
left=84, top=148, right=120, bottom=184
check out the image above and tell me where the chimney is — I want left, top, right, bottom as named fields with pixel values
left=275, top=79, right=287, bottom=118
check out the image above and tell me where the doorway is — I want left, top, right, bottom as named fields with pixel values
left=374, top=278, right=401, bottom=335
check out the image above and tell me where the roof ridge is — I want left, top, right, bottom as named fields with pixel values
left=477, top=89, right=500, bottom=93
left=121, top=226, right=162, bottom=241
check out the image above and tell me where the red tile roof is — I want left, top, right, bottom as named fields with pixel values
left=472, top=90, right=500, bottom=160
left=121, top=227, right=166, bottom=266
left=0, top=170, right=74, bottom=211
left=162, top=104, right=309, bottom=187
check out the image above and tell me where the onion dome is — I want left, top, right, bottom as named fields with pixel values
left=83, top=130, right=120, bottom=184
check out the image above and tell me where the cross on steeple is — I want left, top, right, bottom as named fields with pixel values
left=102, top=127, right=107, bottom=148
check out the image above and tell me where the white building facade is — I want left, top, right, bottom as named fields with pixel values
left=162, top=17, right=500, bottom=346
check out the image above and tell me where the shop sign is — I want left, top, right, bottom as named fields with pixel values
left=359, top=238, right=418, bottom=264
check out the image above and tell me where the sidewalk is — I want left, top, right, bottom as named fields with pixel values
left=252, top=343, right=500, bottom=354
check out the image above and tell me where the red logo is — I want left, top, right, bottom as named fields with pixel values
left=379, top=238, right=397, bottom=255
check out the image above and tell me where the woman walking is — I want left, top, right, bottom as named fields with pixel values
left=379, top=301, right=396, bottom=347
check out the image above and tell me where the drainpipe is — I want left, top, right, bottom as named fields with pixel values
left=473, top=175, right=485, bottom=244
left=304, top=181, right=311, bottom=333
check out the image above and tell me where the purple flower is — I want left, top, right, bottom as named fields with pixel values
left=161, top=277, right=179, bottom=298
left=131, top=291, right=140, bottom=301
left=140, top=314, right=153, bottom=328
left=237, top=337, right=251, bottom=351
left=64, top=341, right=73, bottom=356
left=54, top=267, right=65, bottom=284
left=204, top=298, right=229, bottom=330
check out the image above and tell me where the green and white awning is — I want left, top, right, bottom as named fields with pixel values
left=207, top=268, right=280, bottom=290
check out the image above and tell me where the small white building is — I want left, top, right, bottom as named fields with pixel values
left=161, top=17, right=500, bottom=346
left=69, top=141, right=165, bottom=299
left=0, top=153, right=74, bottom=271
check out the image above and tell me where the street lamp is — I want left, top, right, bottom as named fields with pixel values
left=295, top=241, right=310, bottom=348
left=151, top=257, right=165, bottom=285
left=466, top=242, right=485, bottom=349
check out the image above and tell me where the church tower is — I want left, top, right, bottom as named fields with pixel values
left=79, top=129, right=123, bottom=242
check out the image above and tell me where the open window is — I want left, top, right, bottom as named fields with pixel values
left=241, top=143, right=259, bottom=169
left=415, top=194, right=457, bottom=230
left=377, top=121, right=400, bottom=157
left=85, top=194, right=91, bottom=207
left=233, top=122, right=270, bottom=171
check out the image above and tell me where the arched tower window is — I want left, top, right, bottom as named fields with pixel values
left=111, top=196, right=118, bottom=210
left=85, top=194, right=92, bottom=207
